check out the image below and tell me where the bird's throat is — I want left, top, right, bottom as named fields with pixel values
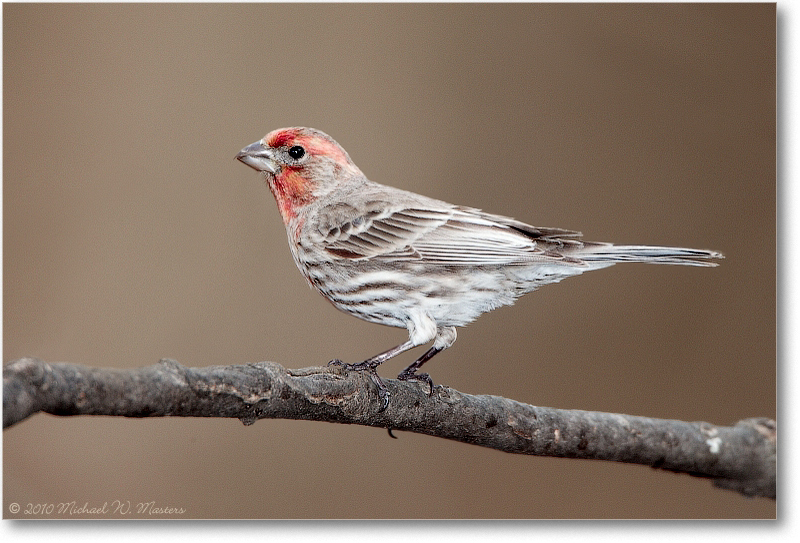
left=267, top=169, right=315, bottom=224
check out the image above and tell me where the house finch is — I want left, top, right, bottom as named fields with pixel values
left=236, top=127, right=722, bottom=409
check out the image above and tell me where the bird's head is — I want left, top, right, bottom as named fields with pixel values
left=236, top=127, right=363, bottom=223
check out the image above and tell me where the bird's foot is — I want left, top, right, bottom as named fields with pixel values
left=328, top=358, right=381, bottom=372
left=328, top=359, right=391, bottom=411
left=397, top=369, right=435, bottom=396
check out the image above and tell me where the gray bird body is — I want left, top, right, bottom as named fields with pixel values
left=289, top=177, right=720, bottom=343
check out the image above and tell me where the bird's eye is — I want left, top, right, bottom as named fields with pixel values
left=288, top=146, right=305, bottom=160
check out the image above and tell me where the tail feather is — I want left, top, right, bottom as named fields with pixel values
left=578, top=244, right=723, bottom=267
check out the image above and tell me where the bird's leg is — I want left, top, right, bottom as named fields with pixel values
left=396, top=346, right=442, bottom=396
left=396, top=326, right=455, bottom=395
left=328, top=339, right=417, bottom=410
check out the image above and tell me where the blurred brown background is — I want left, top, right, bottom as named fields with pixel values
left=3, top=4, right=774, bottom=519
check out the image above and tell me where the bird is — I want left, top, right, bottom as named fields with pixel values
left=236, top=127, right=722, bottom=409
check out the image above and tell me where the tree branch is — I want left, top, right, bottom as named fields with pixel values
left=3, top=357, right=775, bottom=499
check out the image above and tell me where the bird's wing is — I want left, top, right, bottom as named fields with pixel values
left=313, top=201, right=451, bottom=260
left=407, top=207, right=589, bottom=265
left=315, top=199, right=590, bottom=266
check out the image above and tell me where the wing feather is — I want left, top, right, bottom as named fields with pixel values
left=316, top=199, right=585, bottom=266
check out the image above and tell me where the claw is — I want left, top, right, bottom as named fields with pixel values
left=327, top=358, right=381, bottom=372
left=328, top=359, right=390, bottom=410
left=397, top=370, right=435, bottom=396
left=369, top=370, right=391, bottom=411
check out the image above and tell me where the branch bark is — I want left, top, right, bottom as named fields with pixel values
left=3, top=357, right=775, bottom=499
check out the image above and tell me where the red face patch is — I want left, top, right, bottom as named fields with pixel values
left=265, top=129, right=297, bottom=149
left=260, top=128, right=363, bottom=225
left=269, top=168, right=314, bottom=223
left=265, top=128, right=352, bottom=168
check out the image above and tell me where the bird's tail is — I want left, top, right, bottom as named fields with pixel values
left=578, top=243, right=723, bottom=267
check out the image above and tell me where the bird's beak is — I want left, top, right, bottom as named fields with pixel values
left=236, top=141, right=278, bottom=174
